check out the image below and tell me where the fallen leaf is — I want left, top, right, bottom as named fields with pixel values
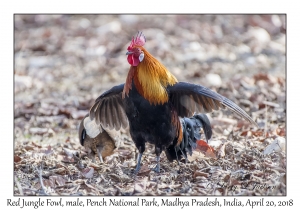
left=276, top=127, right=286, bottom=136
left=263, top=137, right=286, bottom=155
left=117, top=149, right=132, bottom=157
left=138, top=164, right=151, bottom=175
left=63, top=148, right=78, bottom=158
left=252, top=130, right=264, bottom=137
left=193, top=170, right=209, bottom=178
left=253, top=73, right=270, bottom=82
left=29, top=127, right=49, bottom=135
left=31, top=142, right=42, bottom=148
left=218, top=143, right=228, bottom=158
left=81, top=167, right=94, bottom=179
left=88, top=162, right=101, bottom=170
left=14, top=155, right=22, bottom=163
left=195, top=140, right=217, bottom=159
left=40, top=145, right=53, bottom=155
left=61, top=156, right=77, bottom=163
left=134, top=177, right=148, bottom=193
left=24, top=145, right=34, bottom=151
left=52, top=167, right=66, bottom=175
left=49, top=175, right=66, bottom=186
left=43, top=179, right=56, bottom=188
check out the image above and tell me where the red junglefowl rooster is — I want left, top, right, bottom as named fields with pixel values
left=88, top=31, right=257, bottom=173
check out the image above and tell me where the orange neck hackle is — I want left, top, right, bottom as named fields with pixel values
left=123, top=47, right=178, bottom=105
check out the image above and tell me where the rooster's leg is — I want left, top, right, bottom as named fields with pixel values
left=153, top=146, right=162, bottom=173
left=153, top=156, right=160, bottom=173
left=134, top=153, right=143, bottom=174
left=134, top=144, right=145, bottom=174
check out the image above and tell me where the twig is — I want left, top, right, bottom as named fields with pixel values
left=14, top=175, right=24, bottom=195
left=264, top=105, right=268, bottom=138
left=37, top=162, right=49, bottom=195
left=199, top=167, right=211, bottom=172
left=202, top=159, right=211, bottom=168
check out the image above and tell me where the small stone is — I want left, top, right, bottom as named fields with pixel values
left=205, top=73, right=222, bottom=87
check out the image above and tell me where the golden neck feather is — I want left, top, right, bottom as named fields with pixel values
left=133, top=47, right=178, bottom=105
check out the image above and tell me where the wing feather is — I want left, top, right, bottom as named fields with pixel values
left=89, top=83, right=128, bottom=131
left=168, top=82, right=257, bottom=126
left=111, top=97, right=121, bottom=130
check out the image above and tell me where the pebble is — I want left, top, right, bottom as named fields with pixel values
left=205, top=73, right=222, bottom=87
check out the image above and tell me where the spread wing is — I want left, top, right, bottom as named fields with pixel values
left=168, top=82, right=257, bottom=126
left=89, top=83, right=128, bottom=130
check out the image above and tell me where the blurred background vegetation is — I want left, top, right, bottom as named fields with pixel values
left=15, top=14, right=285, bottom=139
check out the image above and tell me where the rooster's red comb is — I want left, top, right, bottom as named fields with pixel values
left=129, top=31, right=146, bottom=48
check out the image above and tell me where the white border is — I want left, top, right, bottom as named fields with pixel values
left=2, top=0, right=298, bottom=209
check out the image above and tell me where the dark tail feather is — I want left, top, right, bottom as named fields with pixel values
left=165, top=114, right=212, bottom=162
left=194, top=114, right=212, bottom=141
left=78, top=116, right=87, bottom=146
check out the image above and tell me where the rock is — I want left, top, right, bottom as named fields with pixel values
left=205, top=73, right=222, bottom=87
left=249, top=27, right=271, bottom=44
left=97, top=21, right=121, bottom=34
left=79, top=18, right=91, bottom=29
left=29, top=127, right=49, bottom=135
left=119, top=15, right=138, bottom=24
left=28, top=56, right=52, bottom=68
left=15, top=75, right=33, bottom=93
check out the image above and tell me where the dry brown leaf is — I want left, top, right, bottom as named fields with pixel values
left=252, top=130, right=265, bottom=137
left=52, top=167, right=66, bottom=175
left=24, top=145, right=35, bottom=151
left=276, top=128, right=286, bottom=136
left=14, top=155, right=22, bottom=163
left=253, top=73, right=270, bottom=82
left=88, top=162, right=101, bottom=170
left=117, top=149, right=132, bottom=157
left=81, top=167, right=94, bottom=179
left=44, top=179, right=56, bottom=188
left=195, top=140, right=217, bottom=159
left=61, top=156, right=77, bottom=163
left=193, top=170, right=209, bottom=178
left=108, top=174, right=121, bottom=182
left=31, top=142, right=42, bottom=148
left=49, top=175, right=66, bottom=186
left=138, top=164, right=151, bottom=175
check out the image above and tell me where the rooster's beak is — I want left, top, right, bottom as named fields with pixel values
left=126, top=51, right=133, bottom=55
